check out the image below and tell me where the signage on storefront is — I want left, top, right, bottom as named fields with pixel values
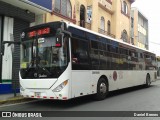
left=28, top=0, right=52, bottom=11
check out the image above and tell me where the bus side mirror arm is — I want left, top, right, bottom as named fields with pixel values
left=1, top=44, right=5, bottom=56
left=61, top=30, right=72, bottom=37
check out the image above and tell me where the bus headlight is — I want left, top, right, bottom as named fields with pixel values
left=53, top=80, right=68, bottom=92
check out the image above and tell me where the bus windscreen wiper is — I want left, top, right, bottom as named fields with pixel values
left=37, top=64, right=52, bottom=76
left=24, top=57, right=35, bottom=74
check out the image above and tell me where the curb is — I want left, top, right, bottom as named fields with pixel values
left=0, top=96, right=34, bottom=105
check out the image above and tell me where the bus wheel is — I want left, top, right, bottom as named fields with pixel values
left=94, top=78, right=108, bottom=100
left=145, top=74, right=151, bottom=87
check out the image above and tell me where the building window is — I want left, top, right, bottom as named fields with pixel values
left=107, top=20, right=111, bottom=34
left=71, top=38, right=90, bottom=70
left=122, top=1, right=128, bottom=15
left=54, top=0, right=72, bottom=18
left=131, top=17, right=134, bottom=28
left=100, top=16, right=105, bottom=31
left=131, top=38, right=134, bottom=45
left=121, top=29, right=128, bottom=42
left=80, top=5, right=86, bottom=27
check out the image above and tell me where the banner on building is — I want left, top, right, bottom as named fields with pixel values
left=87, top=6, right=92, bottom=23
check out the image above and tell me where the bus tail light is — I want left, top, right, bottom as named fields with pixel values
left=53, top=80, right=68, bottom=92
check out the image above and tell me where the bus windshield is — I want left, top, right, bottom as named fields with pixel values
left=20, top=36, right=69, bottom=79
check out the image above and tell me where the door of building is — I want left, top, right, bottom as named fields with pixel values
left=2, top=16, right=14, bottom=83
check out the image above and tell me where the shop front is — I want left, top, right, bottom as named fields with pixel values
left=0, top=0, right=52, bottom=94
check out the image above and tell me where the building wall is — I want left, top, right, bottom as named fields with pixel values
left=98, top=7, right=112, bottom=30
left=46, top=0, right=134, bottom=42
left=131, top=8, right=149, bottom=50
left=133, top=8, right=138, bottom=46
left=0, top=0, right=51, bottom=94
left=90, top=0, right=99, bottom=32
left=138, top=14, right=148, bottom=50
left=0, top=1, right=35, bottom=94
left=46, top=0, right=77, bottom=24
left=112, top=0, right=132, bottom=42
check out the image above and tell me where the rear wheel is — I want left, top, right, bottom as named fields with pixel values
left=145, top=74, right=151, bottom=87
left=94, top=78, right=108, bottom=100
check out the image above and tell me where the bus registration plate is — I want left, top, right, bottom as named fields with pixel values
left=35, top=92, right=41, bottom=97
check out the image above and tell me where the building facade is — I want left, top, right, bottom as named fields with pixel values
left=0, top=0, right=52, bottom=94
left=46, top=0, right=135, bottom=43
left=131, top=7, right=149, bottom=50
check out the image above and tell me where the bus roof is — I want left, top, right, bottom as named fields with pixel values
left=23, top=21, right=155, bottom=55
left=64, top=21, right=155, bottom=55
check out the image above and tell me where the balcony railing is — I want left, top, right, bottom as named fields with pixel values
left=98, top=28, right=115, bottom=38
left=78, top=20, right=91, bottom=30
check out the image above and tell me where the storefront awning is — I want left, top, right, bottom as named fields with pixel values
left=1, top=0, right=52, bottom=15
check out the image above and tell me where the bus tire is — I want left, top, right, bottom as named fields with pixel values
left=145, top=74, right=151, bottom=87
left=94, top=78, right=108, bottom=101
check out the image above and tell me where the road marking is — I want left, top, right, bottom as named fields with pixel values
left=0, top=100, right=42, bottom=108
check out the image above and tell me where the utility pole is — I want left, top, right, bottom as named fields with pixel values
left=10, top=34, right=16, bottom=97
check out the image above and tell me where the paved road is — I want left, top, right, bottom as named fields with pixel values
left=1, top=80, right=160, bottom=120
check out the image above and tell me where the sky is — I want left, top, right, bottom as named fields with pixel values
left=132, top=0, right=160, bottom=56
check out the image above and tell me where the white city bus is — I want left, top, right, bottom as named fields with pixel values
left=19, top=21, right=157, bottom=100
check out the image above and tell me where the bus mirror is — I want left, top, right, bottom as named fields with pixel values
left=56, top=34, right=62, bottom=47
left=1, top=44, right=5, bottom=56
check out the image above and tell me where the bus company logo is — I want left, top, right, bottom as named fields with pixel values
left=113, top=71, right=117, bottom=81
left=38, top=74, right=47, bottom=78
left=34, top=73, right=38, bottom=77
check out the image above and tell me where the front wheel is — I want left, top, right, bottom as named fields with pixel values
left=94, top=78, right=108, bottom=101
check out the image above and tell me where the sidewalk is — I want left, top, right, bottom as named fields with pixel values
left=0, top=93, right=34, bottom=105
left=0, top=93, right=20, bottom=101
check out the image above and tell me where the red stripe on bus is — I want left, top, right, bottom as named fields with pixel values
left=63, top=97, right=67, bottom=100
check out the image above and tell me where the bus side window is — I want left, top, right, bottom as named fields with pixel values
left=71, top=38, right=90, bottom=70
